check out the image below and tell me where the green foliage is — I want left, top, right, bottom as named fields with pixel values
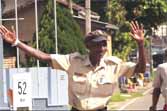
left=108, top=92, right=143, bottom=109
left=109, top=92, right=142, bottom=102
left=124, top=0, right=167, bottom=33
left=107, top=0, right=136, bottom=61
left=90, top=1, right=108, bottom=22
left=112, top=31, right=136, bottom=61
left=107, top=0, right=167, bottom=61
left=57, top=5, right=86, bottom=54
left=27, top=0, right=86, bottom=67
left=107, top=0, right=127, bottom=25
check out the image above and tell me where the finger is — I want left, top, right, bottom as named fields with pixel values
left=0, top=26, right=7, bottom=34
left=0, top=29, right=4, bottom=37
left=135, top=21, right=140, bottom=30
left=0, top=25, right=9, bottom=33
left=130, top=22, right=135, bottom=32
left=11, top=25, right=15, bottom=34
left=141, top=23, right=144, bottom=32
left=130, top=24, right=137, bottom=35
left=129, top=32, right=134, bottom=38
left=0, top=29, right=6, bottom=39
left=131, top=21, right=137, bottom=30
left=129, top=32, right=137, bottom=40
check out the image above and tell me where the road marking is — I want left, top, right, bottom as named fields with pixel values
left=118, top=87, right=153, bottom=110
left=118, top=98, right=137, bottom=110
left=143, top=88, right=153, bottom=95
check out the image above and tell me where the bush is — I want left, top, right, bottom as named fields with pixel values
left=27, top=1, right=86, bottom=67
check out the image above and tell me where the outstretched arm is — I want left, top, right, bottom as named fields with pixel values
left=0, top=25, right=51, bottom=63
left=130, top=21, right=146, bottom=73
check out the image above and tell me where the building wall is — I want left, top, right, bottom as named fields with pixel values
left=1, top=67, right=69, bottom=110
left=3, top=2, right=45, bottom=41
left=3, top=2, right=45, bottom=65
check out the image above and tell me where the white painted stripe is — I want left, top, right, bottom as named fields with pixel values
left=143, top=87, right=153, bottom=95
left=118, top=87, right=152, bottom=110
left=118, top=98, right=137, bottom=110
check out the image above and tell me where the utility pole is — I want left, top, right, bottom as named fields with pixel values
left=54, top=0, right=58, bottom=54
left=0, top=0, right=5, bottom=108
left=68, top=0, right=73, bottom=14
left=85, top=0, right=91, bottom=35
left=150, top=36, right=153, bottom=76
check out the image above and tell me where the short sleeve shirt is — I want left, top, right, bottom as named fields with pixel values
left=50, top=52, right=136, bottom=110
left=153, top=63, right=167, bottom=100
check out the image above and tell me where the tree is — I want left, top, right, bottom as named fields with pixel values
left=124, top=0, right=167, bottom=34
left=107, top=0, right=167, bottom=61
left=106, top=0, right=136, bottom=61
left=27, top=0, right=86, bottom=67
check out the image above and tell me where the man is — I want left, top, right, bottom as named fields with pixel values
left=0, top=21, right=146, bottom=111
left=149, top=50, right=167, bottom=111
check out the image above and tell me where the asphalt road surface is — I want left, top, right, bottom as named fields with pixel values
left=119, top=88, right=164, bottom=110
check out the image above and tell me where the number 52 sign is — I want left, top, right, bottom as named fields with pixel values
left=13, top=72, right=32, bottom=110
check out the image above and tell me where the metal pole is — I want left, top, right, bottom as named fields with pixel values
left=150, top=37, right=153, bottom=74
left=35, top=0, right=39, bottom=67
left=15, top=0, right=20, bottom=69
left=54, top=0, right=58, bottom=54
left=0, top=0, right=5, bottom=107
left=161, top=26, right=163, bottom=47
left=85, top=0, right=91, bottom=35
left=35, top=0, right=40, bottom=96
left=150, top=32, right=153, bottom=76
left=0, top=18, right=24, bottom=21
left=53, top=0, right=59, bottom=104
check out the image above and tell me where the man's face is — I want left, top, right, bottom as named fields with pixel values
left=87, top=40, right=107, bottom=58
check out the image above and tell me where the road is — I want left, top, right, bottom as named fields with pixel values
left=118, top=88, right=164, bottom=110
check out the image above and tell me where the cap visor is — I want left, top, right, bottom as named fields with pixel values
left=91, top=36, right=107, bottom=42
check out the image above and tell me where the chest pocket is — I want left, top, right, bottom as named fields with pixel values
left=97, top=75, right=116, bottom=85
left=96, top=73, right=117, bottom=97
left=97, top=65, right=118, bottom=85
left=72, top=73, right=87, bottom=95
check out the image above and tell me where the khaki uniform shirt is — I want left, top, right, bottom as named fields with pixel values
left=153, top=63, right=167, bottom=104
left=51, top=52, right=136, bottom=110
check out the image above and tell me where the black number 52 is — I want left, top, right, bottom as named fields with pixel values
left=18, top=81, right=27, bottom=95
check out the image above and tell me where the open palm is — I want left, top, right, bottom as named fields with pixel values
left=0, top=25, right=16, bottom=44
left=130, top=21, right=144, bottom=44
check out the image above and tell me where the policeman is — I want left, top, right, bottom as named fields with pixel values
left=150, top=50, right=167, bottom=111
left=0, top=21, right=146, bottom=110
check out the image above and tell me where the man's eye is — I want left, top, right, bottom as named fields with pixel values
left=100, top=42, right=107, bottom=46
left=102, top=43, right=107, bottom=46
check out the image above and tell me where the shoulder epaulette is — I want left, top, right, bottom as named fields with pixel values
left=70, top=52, right=84, bottom=61
left=104, top=56, right=122, bottom=64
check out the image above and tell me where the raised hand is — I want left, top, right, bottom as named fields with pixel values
left=0, top=25, right=16, bottom=44
left=0, top=25, right=51, bottom=61
left=130, top=21, right=144, bottom=44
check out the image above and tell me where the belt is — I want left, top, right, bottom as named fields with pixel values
left=71, top=107, right=107, bottom=111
